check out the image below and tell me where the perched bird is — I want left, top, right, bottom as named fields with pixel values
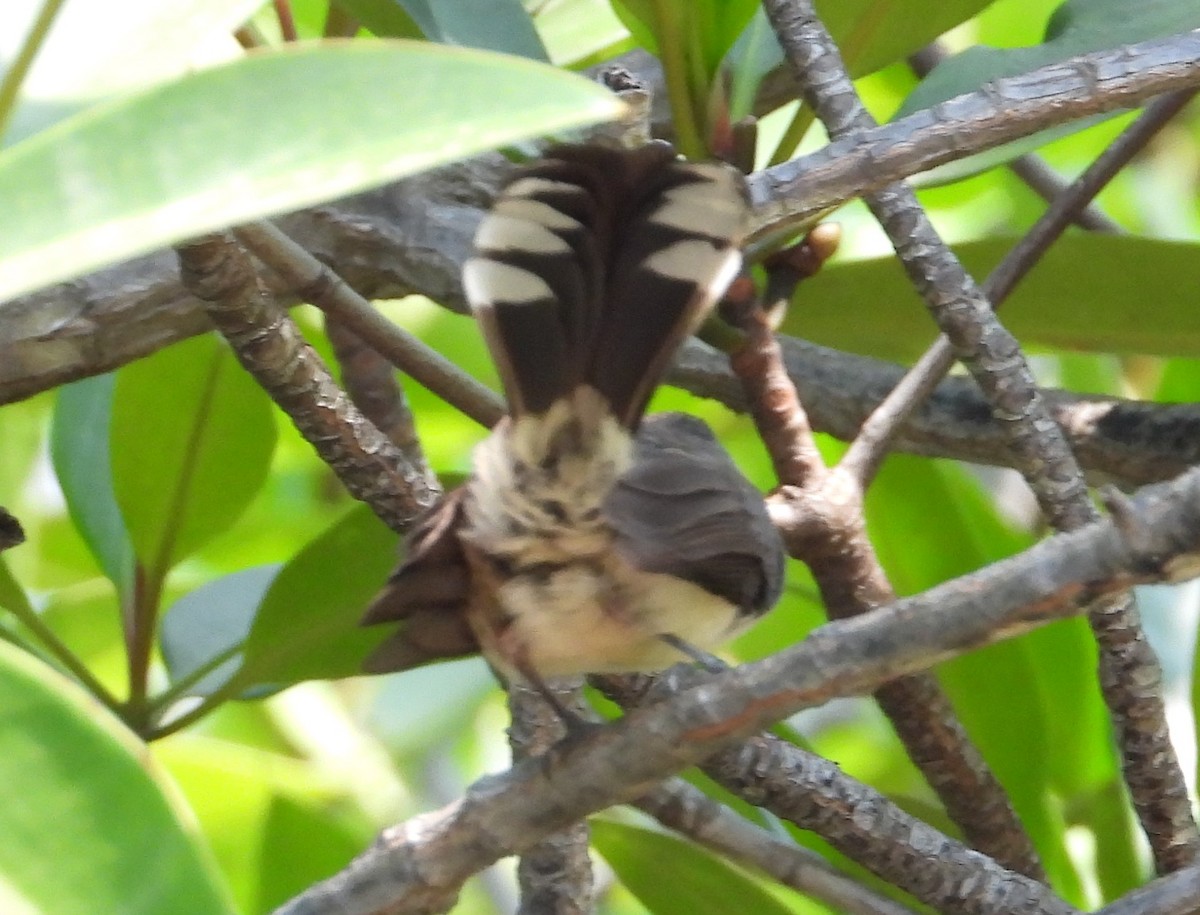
left=361, top=143, right=785, bottom=692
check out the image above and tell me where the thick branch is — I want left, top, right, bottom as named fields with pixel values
left=274, top=464, right=1200, bottom=915
left=176, top=233, right=437, bottom=532
left=749, top=29, right=1200, bottom=237
left=6, top=32, right=1200, bottom=408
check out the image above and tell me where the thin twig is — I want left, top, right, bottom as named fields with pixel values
left=233, top=221, right=505, bottom=428
left=326, top=320, right=433, bottom=480
left=748, top=28, right=1200, bottom=238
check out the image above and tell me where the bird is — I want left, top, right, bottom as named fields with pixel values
left=361, top=143, right=785, bottom=695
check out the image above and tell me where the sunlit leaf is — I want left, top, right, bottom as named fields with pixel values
left=785, top=236, right=1200, bottom=361
left=51, top=375, right=135, bottom=596
left=154, top=729, right=371, bottom=914
left=0, top=41, right=623, bottom=301
left=111, top=334, right=277, bottom=578
left=613, top=0, right=758, bottom=75
left=237, top=504, right=400, bottom=687
left=535, top=0, right=631, bottom=67
left=0, top=641, right=234, bottom=914
left=3, top=0, right=258, bottom=145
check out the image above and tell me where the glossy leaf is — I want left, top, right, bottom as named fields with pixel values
left=3, top=0, right=259, bottom=145
left=237, top=504, right=400, bottom=687
left=866, top=456, right=1101, bottom=900
left=111, top=334, right=277, bottom=578
left=896, top=0, right=1200, bottom=181
left=155, top=728, right=372, bottom=914
left=535, top=0, right=631, bottom=67
left=394, top=0, right=548, bottom=59
left=785, top=236, right=1200, bottom=362
left=336, top=0, right=423, bottom=38
left=591, top=819, right=800, bottom=915
left=161, top=565, right=282, bottom=697
left=613, top=0, right=758, bottom=75
left=50, top=375, right=135, bottom=596
left=0, top=641, right=234, bottom=914
left=726, top=0, right=996, bottom=112
left=817, top=0, right=998, bottom=78
left=0, top=41, right=623, bottom=301
left=1079, top=778, right=1146, bottom=901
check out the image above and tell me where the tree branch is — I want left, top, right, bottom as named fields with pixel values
left=176, top=233, right=438, bottom=532
left=273, top=462, right=1200, bottom=915
left=762, top=0, right=1199, bottom=871
left=6, top=32, right=1200, bottom=409
left=633, top=778, right=917, bottom=915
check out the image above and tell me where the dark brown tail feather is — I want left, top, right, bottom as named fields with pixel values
left=464, top=144, right=749, bottom=426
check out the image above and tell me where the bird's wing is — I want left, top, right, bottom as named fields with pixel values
left=360, top=487, right=479, bottom=672
left=604, top=413, right=785, bottom=614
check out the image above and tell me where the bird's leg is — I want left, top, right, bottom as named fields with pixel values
left=658, top=633, right=729, bottom=674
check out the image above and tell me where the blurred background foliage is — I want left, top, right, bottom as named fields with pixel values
left=2, top=0, right=1200, bottom=912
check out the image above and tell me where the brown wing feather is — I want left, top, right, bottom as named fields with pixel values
left=604, top=413, right=785, bottom=614
left=361, top=488, right=479, bottom=672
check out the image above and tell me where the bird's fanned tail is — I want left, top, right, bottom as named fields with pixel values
left=463, top=144, right=749, bottom=426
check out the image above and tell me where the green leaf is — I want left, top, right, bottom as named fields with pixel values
left=896, top=0, right=1200, bottom=181
left=395, top=0, right=549, bottom=60
left=613, top=0, right=758, bottom=76
left=785, top=236, right=1200, bottom=361
left=1074, top=778, right=1145, bottom=901
left=0, top=40, right=623, bottom=301
left=161, top=565, right=282, bottom=697
left=4, top=0, right=262, bottom=145
left=154, top=726, right=372, bottom=914
left=237, top=504, right=400, bottom=688
left=591, top=819, right=798, bottom=915
left=726, top=0, right=996, bottom=110
left=817, top=0, right=998, bottom=78
left=111, top=334, right=277, bottom=578
left=336, top=0, right=424, bottom=38
left=51, top=375, right=135, bottom=596
left=865, top=457, right=1094, bottom=899
left=257, top=795, right=373, bottom=911
left=535, top=0, right=631, bottom=67
left=0, top=640, right=234, bottom=914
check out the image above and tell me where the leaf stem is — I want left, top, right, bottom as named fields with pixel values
left=0, top=0, right=69, bottom=141
left=3, top=592, right=123, bottom=715
left=145, top=670, right=249, bottom=741
left=767, top=104, right=815, bottom=166
left=651, top=0, right=705, bottom=158
left=149, top=643, right=244, bottom=714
